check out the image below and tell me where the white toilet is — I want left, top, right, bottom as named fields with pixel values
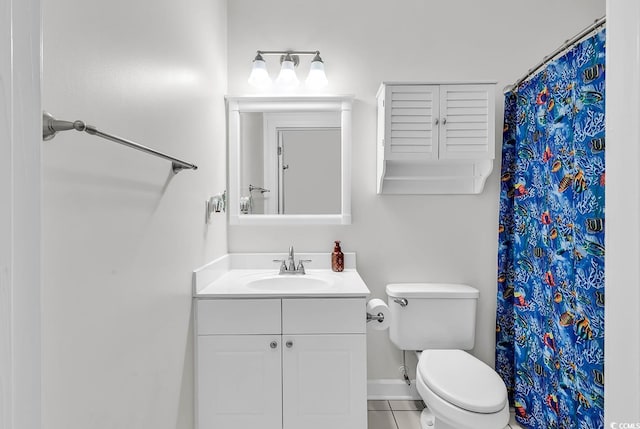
left=386, top=283, right=509, bottom=429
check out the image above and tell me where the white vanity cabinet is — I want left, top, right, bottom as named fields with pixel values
left=376, top=81, right=496, bottom=194
left=195, top=297, right=367, bottom=429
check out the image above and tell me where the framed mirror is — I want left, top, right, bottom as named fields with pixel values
left=227, top=96, right=353, bottom=225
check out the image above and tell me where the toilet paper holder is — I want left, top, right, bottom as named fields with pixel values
left=366, top=298, right=390, bottom=330
left=366, top=312, right=385, bottom=323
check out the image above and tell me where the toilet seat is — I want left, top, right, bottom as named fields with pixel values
left=416, top=374, right=510, bottom=429
left=417, top=349, right=507, bottom=414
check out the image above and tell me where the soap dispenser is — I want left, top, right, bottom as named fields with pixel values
left=331, top=240, right=344, bottom=272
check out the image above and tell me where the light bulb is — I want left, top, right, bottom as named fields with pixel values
left=275, top=56, right=299, bottom=89
left=248, top=53, right=272, bottom=89
left=305, top=56, right=328, bottom=89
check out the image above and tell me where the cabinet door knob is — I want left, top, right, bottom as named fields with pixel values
left=270, top=341, right=278, bottom=349
left=442, top=117, right=447, bottom=125
left=285, top=340, right=293, bottom=348
left=434, top=118, right=439, bottom=125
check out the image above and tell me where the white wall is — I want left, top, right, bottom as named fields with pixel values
left=605, top=0, right=640, bottom=424
left=0, top=0, right=42, bottom=428
left=42, top=0, right=227, bottom=428
left=227, top=0, right=606, bottom=382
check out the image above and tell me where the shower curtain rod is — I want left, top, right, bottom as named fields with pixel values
left=42, top=112, right=198, bottom=174
left=505, top=16, right=606, bottom=92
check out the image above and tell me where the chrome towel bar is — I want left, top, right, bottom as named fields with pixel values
left=42, top=112, right=198, bottom=174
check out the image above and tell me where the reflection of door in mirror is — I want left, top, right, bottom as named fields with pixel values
left=277, top=129, right=341, bottom=214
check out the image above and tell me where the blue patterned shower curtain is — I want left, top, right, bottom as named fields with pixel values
left=496, top=30, right=605, bottom=429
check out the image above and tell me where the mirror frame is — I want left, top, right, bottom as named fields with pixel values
left=226, top=95, right=353, bottom=225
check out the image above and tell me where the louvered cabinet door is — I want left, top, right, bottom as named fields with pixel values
left=384, top=85, right=439, bottom=161
left=438, top=84, right=495, bottom=160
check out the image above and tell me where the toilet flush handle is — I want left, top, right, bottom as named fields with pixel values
left=393, top=298, right=408, bottom=307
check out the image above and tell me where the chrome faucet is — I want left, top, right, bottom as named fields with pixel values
left=274, top=246, right=311, bottom=274
left=287, top=246, right=296, bottom=271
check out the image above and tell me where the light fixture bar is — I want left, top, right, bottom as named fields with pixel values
left=257, top=50, right=320, bottom=56
left=257, top=50, right=323, bottom=66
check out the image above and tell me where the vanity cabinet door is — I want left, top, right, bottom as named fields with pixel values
left=281, top=334, right=367, bottom=429
left=197, top=335, right=282, bottom=429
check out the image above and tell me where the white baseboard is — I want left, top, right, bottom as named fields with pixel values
left=367, top=379, right=421, bottom=400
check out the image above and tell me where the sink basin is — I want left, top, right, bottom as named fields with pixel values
left=242, top=273, right=337, bottom=292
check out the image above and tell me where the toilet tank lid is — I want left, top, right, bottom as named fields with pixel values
left=386, top=283, right=479, bottom=299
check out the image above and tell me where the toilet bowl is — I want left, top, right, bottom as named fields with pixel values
left=385, top=283, right=509, bottom=429
left=415, top=350, right=509, bottom=429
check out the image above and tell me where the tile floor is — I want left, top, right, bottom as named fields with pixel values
left=367, top=400, right=523, bottom=429
left=367, top=400, right=423, bottom=429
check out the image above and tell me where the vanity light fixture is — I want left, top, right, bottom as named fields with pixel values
left=248, top=50, right=328, bottom=90
left=275, top=53, right=300, bottom=89
left=305, top=52, right=329, bottom=89
left=247, top=52, right=271, bottom=89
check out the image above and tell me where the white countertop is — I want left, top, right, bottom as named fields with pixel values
left=193, top=253, right=370, bottom=298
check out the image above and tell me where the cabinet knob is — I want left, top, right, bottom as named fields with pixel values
left=442, top=117, right=447, bottom=125
left=286, top=340, right=294, bottom=348
left=270, top=341, right=278, bottom=349
left=434, top=118, right=439, bottom=125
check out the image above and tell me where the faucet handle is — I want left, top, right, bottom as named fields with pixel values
left=273, top=259, right=287, bottom=274
left=297, top=259, right=312, bottom=274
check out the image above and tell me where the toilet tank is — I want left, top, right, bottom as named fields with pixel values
left=386, top=283, right=479, bottom=351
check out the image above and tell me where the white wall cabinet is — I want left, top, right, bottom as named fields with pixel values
left=377, top=82, right=496, bottom=194
left=196, top=298, right=367, bottom=429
